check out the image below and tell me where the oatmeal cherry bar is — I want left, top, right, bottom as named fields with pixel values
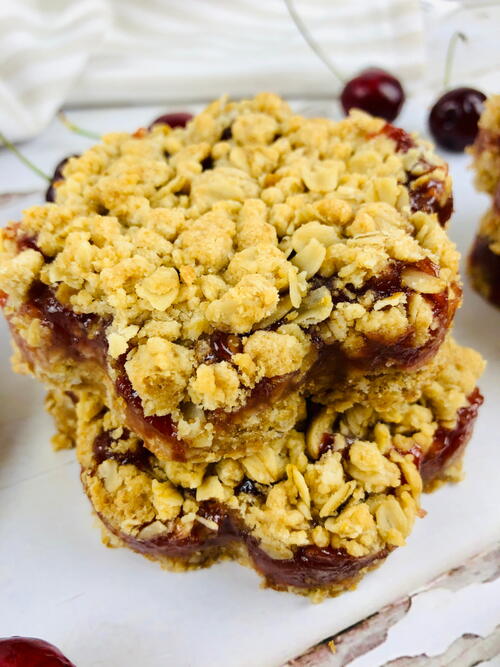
left=1, top=94, right=458, bottom=463
left=52, top=336, right=481, bottom=599
left=468, top=96, right=500, bottom=307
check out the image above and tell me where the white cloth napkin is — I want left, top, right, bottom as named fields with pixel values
left=1, top=0, right=499, bottom=142
left=0, top=0, right=110, bottom=141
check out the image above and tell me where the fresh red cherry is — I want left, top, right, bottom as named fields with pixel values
left=0, top=637, right=76, bottom=667
left=45, top=155, right=79, bottom=202
left=148, top=112, right=193, bottom=130
left=429, top=87, right=486, bottom=152
left=341, top=68, right=405, bottom=122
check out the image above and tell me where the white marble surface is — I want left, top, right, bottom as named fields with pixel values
left=0, top=101, right=499, bottom=667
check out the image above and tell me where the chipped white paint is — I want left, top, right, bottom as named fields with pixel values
left=289, top=545, right=500, bottom=666
left=350, top=560, right=500, bottom=666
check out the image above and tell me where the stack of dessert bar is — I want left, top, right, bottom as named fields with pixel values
left=469, top=94, right=500, bottom=307
left=0, top=94, right=484, bottom=599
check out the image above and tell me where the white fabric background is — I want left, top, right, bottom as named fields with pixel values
left=0, top=0, right=499, bottom=142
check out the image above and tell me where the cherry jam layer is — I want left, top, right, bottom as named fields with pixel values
left=3, top=223, right=52, bottom=263
left=114, top=366, right=186, bottom=461
left=24, top=281, right=108, bottom=364
left=246, top=540, right=387, bottom=589
left=201, top=331, right=242, bottom=363
left=410, top=179, right=453, bottom=227
left=379, top=123, right=415, bottom=153
left=93, top=430, right=152, bottom=471
left=374, top=124, right=453, bottom=226
left=405, top=161, right=453, bottom=227
left=420, top=388, right=483, bottom=486
left=469, top=235, right=500, bottom=307
left=92, top=496, right=386, bottom=590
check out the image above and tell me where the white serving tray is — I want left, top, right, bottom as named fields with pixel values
left=0, top=102, right=498, bottom=667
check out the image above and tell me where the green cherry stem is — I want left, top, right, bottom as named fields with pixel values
left=283, top=0, right=345, bottom=85
left=443, top=32, right=467, bottom=90
left=58, top=112, right=101, bottom=140
left=0, top=131, right=50, bottom=181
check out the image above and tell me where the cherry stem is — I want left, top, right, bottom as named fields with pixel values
left=0, top=131, right=50, bottom=181
left=58, top=112, right=101, bottom=140
left=443, top=32, right=466, bottom=90
left=283, top=0, right=345, bottom=85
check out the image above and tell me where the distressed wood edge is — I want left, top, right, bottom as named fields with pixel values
left=382, top=625, right=500, bottom=666
left=286, top=541, right=500, bottom=667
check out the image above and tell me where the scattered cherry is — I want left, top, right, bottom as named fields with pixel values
left=429, top=87, right=486, bottom=152
left=340, top=68, right=405, bottom=122
left=0, top=637, right=76, bottom=667
left=283, top=2, right=406, bottom=122
left=428, top=32, right=486, bottom=152
left=148, top=112, right=193, bottom=130
left=45, top=155, right=79, bottom=202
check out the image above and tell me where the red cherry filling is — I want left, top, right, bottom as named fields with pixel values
left=341, top=68, right=405, bottom=122
left=380, top=123, right=415, bottom=153
left=94, top=492, right=387, bottom=589
left=420, top=388, right=483, bottom=485
left=0, top=637, right=75, bottom=667
left=246, top=540, right=388, bottom=589
left=148, top=112, right=193, bottom=130
left=202, top=331, right=242, bottom=364
left=114, top=366, right=185, bottom=461
left=429, top=87, right=486, bottom=152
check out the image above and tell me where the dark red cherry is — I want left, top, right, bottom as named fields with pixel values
left=148, top=112, right=193, bottom=130
left=340, top=68, right=405, bottom=122
left=45, top=155, right=79, bottom=202
left=0, top=637, right=76, bottom=666
left=429, top=87, right=486, bottom=152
